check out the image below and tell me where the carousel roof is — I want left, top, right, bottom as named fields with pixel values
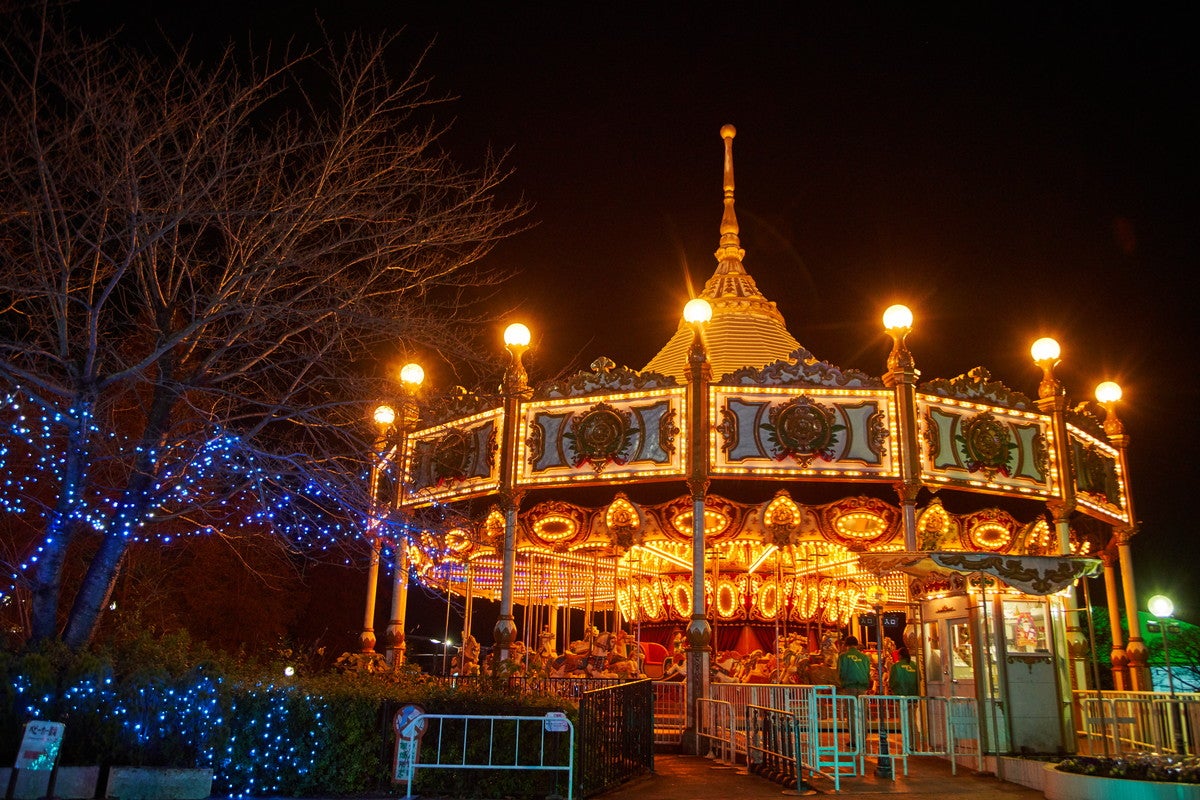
left=643, top=125, right=803, bottom=382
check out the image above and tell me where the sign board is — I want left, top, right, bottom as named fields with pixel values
left=392, top=705, right=426, bottom=784
left=15, top=721, right=65, bottom=770
left=543, top=711, right=569, bottom=733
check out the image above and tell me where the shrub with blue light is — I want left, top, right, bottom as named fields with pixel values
left=1, top=644, right=577, bottom=798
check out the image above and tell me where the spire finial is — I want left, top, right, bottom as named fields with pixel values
left=715, top=124, right=745, bottom=264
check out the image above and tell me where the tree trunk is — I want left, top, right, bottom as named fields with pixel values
left=62, top=387, right=175, bottom=649
left=61, top=525, right=130, bottom=649
left=30, top=403, right=92, bottom=642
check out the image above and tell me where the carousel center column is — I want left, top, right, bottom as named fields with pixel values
left=495, top=323, right=533, bottom=663
left=683, top=296, right=713, bottom=755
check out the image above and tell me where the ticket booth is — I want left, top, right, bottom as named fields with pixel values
left=920, top=584, right=1074, bottom=754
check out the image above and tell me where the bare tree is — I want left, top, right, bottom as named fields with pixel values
left=0, top=7, right=526, bottom=648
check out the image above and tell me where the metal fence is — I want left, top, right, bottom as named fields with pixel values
left=1075, top=690, right=1200, bottom=756
left=578, top=678, right=655, bottom=796
left=692, top=685, right=982, bottom=791
left=403, top=713, right=575, bottom=800
left=652, top=681, right=686, bottom=745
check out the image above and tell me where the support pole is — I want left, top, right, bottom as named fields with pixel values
left=495, top=325, right=532, bottom=663
left=1101, top=551, right=1129, bottom=690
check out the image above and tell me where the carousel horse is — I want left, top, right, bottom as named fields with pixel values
left=713, top=651, right=742, bottom=683
left=819, top=630, right=842, bottom=668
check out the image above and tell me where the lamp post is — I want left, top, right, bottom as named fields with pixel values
left=360, top=403, right=397, bottom=653
left=383, top=363, right=424, bottom=666
left=496, top=323, right=532, bottom=663
left=882, top=304, right=919, bottom=551
left=1148, top=594, right=1185, bottom=752
left=683, top=296, right=712, bottom=756
left=866, top=583, right=893, bottom=779
left=1031, top=337, right=1077, bottom=557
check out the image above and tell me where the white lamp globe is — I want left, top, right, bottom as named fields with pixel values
left=1095, top=381, right=1123, bottom=404
left=399, top=363, right=425, bottom=387
left=1031, top=337, right=1061, bottom=364
left=882, top=304, right=913, bottom=332
left=1149, top=594, right=1174, bottom=618
left=503, top=323, right=531, bottom=348
left=683, top=298, right=713, bottom=325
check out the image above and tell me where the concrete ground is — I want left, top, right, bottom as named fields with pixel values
left=597, top=753, right=1046, bottom=799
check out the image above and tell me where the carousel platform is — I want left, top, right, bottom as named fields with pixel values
left=599, top=753, right=1044, bottom=798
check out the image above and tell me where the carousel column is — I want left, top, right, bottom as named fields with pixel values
left=1032, top=338, right=1077, bottom=557
left=1117, top=530, right=1150, bottom=689
left=1095, top=381, right=1148, bottom=689
left=1101, top=552, right=1130, bottom=689
left=683, top=297, right=713, bottom=756
left=495, top=322, right=533, bottom=663
left=385, top=364, right=424, bottom=667
left=883, top=305, right=921, bottom=551
left=361, top=403, right=398, bottom=653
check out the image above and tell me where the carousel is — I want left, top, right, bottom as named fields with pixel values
left=362, top=125, right=1148, bottom=755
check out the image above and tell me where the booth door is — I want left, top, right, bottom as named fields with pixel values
left=923, top=617, right=977, bottom=700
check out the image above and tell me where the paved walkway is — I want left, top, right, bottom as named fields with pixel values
left=598, top=753, right=1045, bottom=799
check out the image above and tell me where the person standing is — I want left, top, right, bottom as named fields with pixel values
left=838, top=636, right=871, bottom=694
left=838, top=636, right=871, bottom=747
left=887, top=646, right=921, bottom=747
left=888, top=647, right=919, bottom=696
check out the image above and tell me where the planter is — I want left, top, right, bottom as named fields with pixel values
left=0, top=766, right=101, bottom=799
left=998, top=756, right=1048, bottom=790
left=1043, top=762, right=1200, bottom=800
left=105, top=766, right=213, bottom=800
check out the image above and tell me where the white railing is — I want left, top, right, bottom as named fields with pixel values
left=790, top=687, right=860, bottom=792
left=1075, top=690, right=1200, bottom=756
left=697, top=697, right=736, bottom=764
left=402, top=713, right=574, bottom=800
left=692, top=684, right=983, bottom=791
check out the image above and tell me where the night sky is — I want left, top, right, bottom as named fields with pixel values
left=76, top=5, right=1199, bottom=628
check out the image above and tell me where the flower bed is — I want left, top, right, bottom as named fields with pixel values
left=1056, top=754, right=1200, bottom=783
left=1044, top=755, right=1200, bottom=800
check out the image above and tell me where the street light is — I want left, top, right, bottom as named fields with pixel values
left=866, top=583, right=893, bottom=779
left=1148, top=594, right=1184, bottom=752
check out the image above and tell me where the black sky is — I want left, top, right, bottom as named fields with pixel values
left=76, top=4, right=1200, bottom=622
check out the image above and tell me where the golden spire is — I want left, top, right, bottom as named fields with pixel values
left=700, top=125, right=775, bottom=311
left=643, top=125, right=803, bottom=381
left=715, top=124, right=746, bottom=264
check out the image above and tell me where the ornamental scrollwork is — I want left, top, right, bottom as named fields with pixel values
left=526, top=421, right=545, bottom=467
left=868, top=408, right=889, bottom=459
left=723, top=347, right=884, bottom=388
left=920, top=366, right=1035, bottom=410
left=658, top=408, right=680, bottom=457
left=717, top=407, right=739, bottom=454
left=534, top=356, right=679, bottom=399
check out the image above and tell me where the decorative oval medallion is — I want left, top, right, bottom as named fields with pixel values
left=564, top=402, right=640, bottom=473
left=432, top=429, right=472, bottom=484
left=761, top=396, right=843, bottom=466
left=958, top=411, right=1014, bottom=475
